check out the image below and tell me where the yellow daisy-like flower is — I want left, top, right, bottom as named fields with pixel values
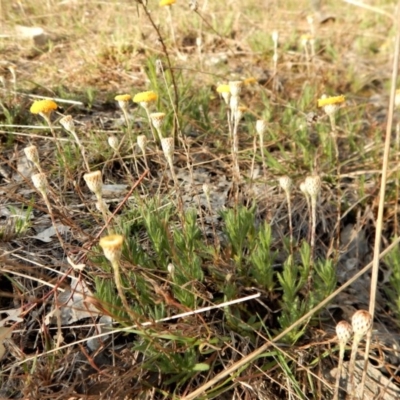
left=243, top=77, right=257, bottom=86
left=317, top=95, right=345, bottom=108
left=133, top=91, right=158, bottom=104
left=30, top=99, right=58, bottom=115
left=216, top=84, right=230, bottom=94
left=160, top=0, right=176, bottom=6
left=114, top=94, right=131, bottom=102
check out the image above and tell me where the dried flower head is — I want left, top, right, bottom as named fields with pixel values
left=161, top=137, right=174, bottom=160
left=150, top=112, right=166, bottom=130
left=137, top=135, right=148, bottom=153
left=279, top=176, right=292, bottom=193
left=31, top=172, right=48, bottom=194
left=351, top=310, right=372, bottom=337
left=189, top=0, right=197, bottom=11
left=336, top=320, right=353, bottom=344
left=108, top=136, right=119, bottom=151
left=99, top=234, right=124, bottom=264
left=256, top=120, right=267, bottom=136
left=305, top=175, right=321, bottom=199
left=299, top=181, right=307, bottom=196
left=167, top=263, right=175, bottom=275
left=30, top=99, right=58, bottom=118
left=160, top=0, right=176, bottom=5
left=235, top=106, right=247, bottom=122
left=59, top=115, right=76, bottom=134
left=228, top=81, right=243, bottom=97
left=133, top=91, right=158, bottom=109
left=84, top=171, right=103, bottom=197
left=24, top=145, right=40, bottom=167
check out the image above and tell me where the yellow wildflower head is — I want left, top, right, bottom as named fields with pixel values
left=160, top=0, right=176, bottom=6
left=216, top=84, right=231, bottom=105
left=317, top=95, right=345, bottom=108
left=300, top=34, right=313, bottom=46
left=115, top=94, right=131, bottom=102
left=216, top=84, right=230, bottom=94
left=318, top=95, right=345, bottom=117
left=243, top=77, right=257, bottom=86
left=30, top=99, right=58, bottom=116
left=133, top=91, right=158, bottom=109
left=115, top=94, right=131, bottom=112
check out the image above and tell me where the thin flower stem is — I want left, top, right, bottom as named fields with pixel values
left=145, top=108, right=158, bottom=144
left=232, top=117, right=240, bottom=182
left=285, top=191, right=294, bottom=255
left=111, top=259, right=139, bottom=323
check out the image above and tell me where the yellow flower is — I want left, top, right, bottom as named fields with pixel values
left=216, top=84, right=230, bottom=94
left=317, top=95, right=345, bottom=108
left=160, top=0, right=176, bottom=6
left=133, top=91, right=158, bottom=104
left=243, top=77, right=257, bottom=85
left=30, top=99, right=58, bottom=115
left=114, top=94, right=131, bottom=102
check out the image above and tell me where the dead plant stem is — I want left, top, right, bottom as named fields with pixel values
left=360, top=6, right=400, bottom=398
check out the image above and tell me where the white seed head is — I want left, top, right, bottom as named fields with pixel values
left=31, top=172, right=48, bottom=194
left=228, top=81, right=243, bottom=97
left=161, top=137, right=174, bottom=161
left=279, top=176, right=292, bottom=193
left=117, top=100, right=129, bottom=112
left=324, top=104, right=338, bottom=116
left=59, top=115, right=76, bottom=134
left=167, top=263, right=175, bottom=275
left=99, top=234, right=124, bottom=264
left=305, top=175, right=321, bottom=198
left=319, top=94, right=339, bottom=116
left=221, top=91, right=230, bottom=105
left=256, top=120, right=267, bottom=136
left=108, top=136, right=119, bottom=151
left=24, top=145, right=40, bottom=166
left=189, top=0, right=197, bottom=11
left=137, top=134, right=147, bottom=153
left=299, top=181, right=308, bottom=197
left=84, top=171, right=103, bottom=196
left=351, top=310, right=372, bottom=337
left=336, top=320, right=353, bottom=344
left=234, top=106, right=246, bottom=123
left=150, top=112, right=166, bottom=130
